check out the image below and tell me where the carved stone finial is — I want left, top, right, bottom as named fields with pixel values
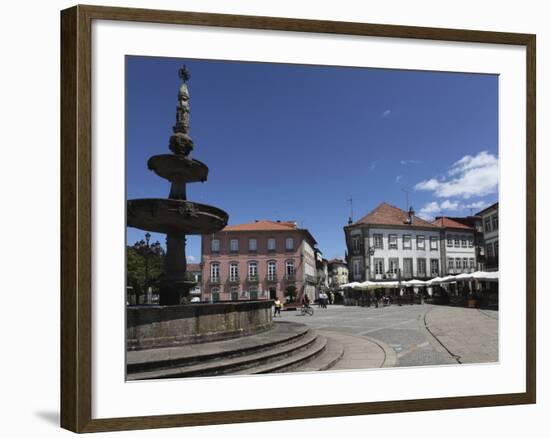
left=170, top=66, right=194, bottom=156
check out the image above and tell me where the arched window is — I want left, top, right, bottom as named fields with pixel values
left=229, top=262, right=239, bottom=282
left=248, top=261, right=258, bottom=280
left=210, top=262, right=220, bottom=282
left=285, top=260, right=295, bottom=279
left=267, top=260, right=277, bottom=281
left=285, top=237, right=294, bottom=251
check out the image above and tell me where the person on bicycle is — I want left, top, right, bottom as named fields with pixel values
left=302, top=293, right=311, bottom=308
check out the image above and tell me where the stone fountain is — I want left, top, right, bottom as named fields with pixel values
left=127, top=66, right=228, bottom=305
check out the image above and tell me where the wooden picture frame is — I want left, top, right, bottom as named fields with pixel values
left=60, top=4, right=536, bottom=433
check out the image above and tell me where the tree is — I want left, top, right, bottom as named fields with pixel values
left=126, top=240, right=165, bottom=298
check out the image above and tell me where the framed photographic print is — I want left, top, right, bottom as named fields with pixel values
left=60, top=4, right=536, bottom=433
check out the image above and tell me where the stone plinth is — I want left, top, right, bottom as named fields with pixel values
left=127, top=300, right=273, bottom=350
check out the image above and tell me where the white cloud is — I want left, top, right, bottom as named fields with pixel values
left=414, top=151, right=498, bottom=199
left=440, top=200, right=459, bottom=210
left=395, top=175, right=402, bottom=183
left=400, top=159, right=422, bottom=166
left=186, top=255, right=197, bottom=262
left=418, top=202, right=441, bottom=220
left=382, top=109, right=391, bottom=117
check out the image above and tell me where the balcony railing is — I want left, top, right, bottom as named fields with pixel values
left=208, top=276, right=220, bottom=285
left=266, top=274, right=277, bottom=283
left=305, top=274, right=316, bottom=284
left=247, top=274, right=260, bottom=283
left=228, top=276, right=240, bottom=284
left=285, top=273, right=296, bottom=282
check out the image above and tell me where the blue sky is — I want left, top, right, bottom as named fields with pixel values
left=126, top=56, right=498, bottom=261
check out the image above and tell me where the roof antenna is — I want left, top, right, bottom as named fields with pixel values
left=401, top=188, right=410, bottom=211
left=347, top=196, right=354, bottom=224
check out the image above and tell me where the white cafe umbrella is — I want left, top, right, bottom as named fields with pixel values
left=403, top=279, right=429, bottom=287
left=471, top=271, right=499, bottom=282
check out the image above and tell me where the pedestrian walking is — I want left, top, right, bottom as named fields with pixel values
left=274, top=297, right=283, bottom=317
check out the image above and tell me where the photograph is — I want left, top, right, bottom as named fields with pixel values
left=125, top=56, right=500, bottom=380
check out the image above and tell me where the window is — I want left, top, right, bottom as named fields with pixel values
left=447, top=235, right=453, bottom=247
left=389, top=258, right=399, bottom=275
left=430, top=259, right=439, bottom=276
left=461, top=238, right=468, bottom=248
left=352, top=260, right=360, bottom=277
left=403, top=258, right=413, bottom=277
left=285, top=260, right=295, bottom=277
left=248, top=238, right=257, bottom=252
left=373, top=234, right=383, bottom=249
left=456, top=258, right=462, bottom=270
left=416, top=235, right=425, bottom=249
left=468, top=238, right=474, bottom=248
left=494, top=241, right=499, bottom=257
left=267, top=261, right=276, bottom=280
left=469, top=258, right=475, bottom=269
left=374, top=258, right=384, bottom=275
left=351, top=236, right=360, bottom=251
left=417, top=258, right=427, bottom=276
left=463, top=258, right=468, bottom=271
left=211, top=238, right=220, bottom=253
left=448, top=258, right=454, bottom=271
left=484, top=217, right=491, bottom=233
left=389, top=234, right=398, bottom=249
left=491, top=214, right=499, bottom=231
left=267, top=238, right=276, bottom=252
left=486, top=243, right=494, bottom=258
left=229, top=262, right=239, bottom=282
left=403, top=235, right=412, bottom=249
left=230, top=238, right=239, bottom=253
left=454, top=236, right=460, bottom=246
left=285, top=237, right=294, bottom=251
left=210, top=263, right=220, bottom=281
left=430, top=236, right=438, bottom=250
left=248, top=261, right=258, bottom=279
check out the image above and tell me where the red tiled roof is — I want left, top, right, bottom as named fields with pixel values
left=222, top=220, right=297, bottom=232
left=354, top=203, right=438, bottom=228
left=186, top=263, right=201, bottom=271
left=432, top=217, right=473, bottom=230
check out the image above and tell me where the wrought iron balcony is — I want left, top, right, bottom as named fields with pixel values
left=266, top=274, right=277, bottom=283
left=285, top=273, right=296, bottom=282
left=208, top=276, right=220, bottom=285
left=247, top=274, right=260, bottom=283
left=228, top=276, right=240, bottom=284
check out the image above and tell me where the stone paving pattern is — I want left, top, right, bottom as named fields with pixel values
left=283, top=304, right=498, bottom=368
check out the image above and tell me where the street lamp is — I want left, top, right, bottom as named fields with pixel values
left=367, top=246, right=375, bottom=281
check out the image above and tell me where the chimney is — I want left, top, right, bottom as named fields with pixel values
left=408, top=206, right=415, bottom=225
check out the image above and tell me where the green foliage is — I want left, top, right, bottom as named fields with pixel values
left=126, top=243, right=165, bottom=296
left=285, top=285, right=297, bottom=301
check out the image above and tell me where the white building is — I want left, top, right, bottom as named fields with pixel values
left=476, top=202, right=499, bottom=271
left=432, top=217, right=477, bottom=275
left=344, top=203, right=443, bottom=282
left=328, top=259, right=349, bottom=288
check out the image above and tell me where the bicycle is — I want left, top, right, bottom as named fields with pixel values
left=300, top=305, right=314, bottom=316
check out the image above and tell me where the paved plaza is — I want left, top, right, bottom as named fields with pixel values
left=281, top=304, right=498, bottom=368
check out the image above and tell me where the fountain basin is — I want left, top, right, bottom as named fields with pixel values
left=127, top=198, right=228, bottom=235
left=147, top=154, right=208, bottom=183
left=127, top=300, right=274, bottom=350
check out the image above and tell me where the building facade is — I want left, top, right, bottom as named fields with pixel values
left=476, top=202, right=499, bottom=271
left=432, top=217, right=477, bottom=276
left=327, top=259, right=349, bottom=289
left=201, top=220, right=318, bottom=303
left=186, top=263, right=202, bottom=297
left=344, top=203, right=443, bottom=282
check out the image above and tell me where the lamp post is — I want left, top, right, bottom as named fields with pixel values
left=367, top=246, right=375, bottom=281
left=144, top=232, right=151, bottom=303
